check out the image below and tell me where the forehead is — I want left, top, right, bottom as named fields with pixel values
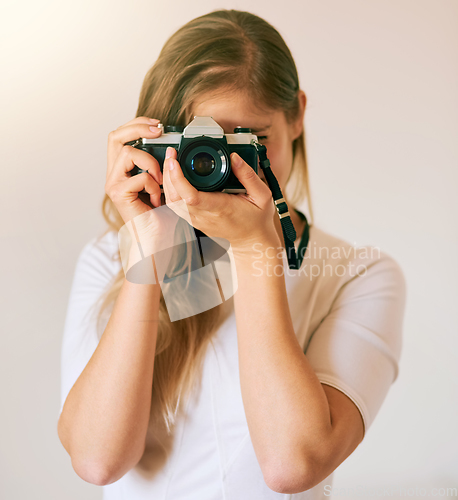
left=191, top=90, right=284, bottom=132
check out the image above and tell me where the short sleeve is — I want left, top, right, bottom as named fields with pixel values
left=305, top=251, right=407, bottom=436
left=59, top=231, right=121, bottom=418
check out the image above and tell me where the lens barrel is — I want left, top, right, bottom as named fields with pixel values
left=178, top=137, right=230, bottom=191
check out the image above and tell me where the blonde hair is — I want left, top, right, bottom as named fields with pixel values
left=97, top=9, right=314, bottom=434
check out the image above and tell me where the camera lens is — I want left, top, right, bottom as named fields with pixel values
left=191, top=152, right=215, bottom=176
left=178, top=138, right=230, bottom=191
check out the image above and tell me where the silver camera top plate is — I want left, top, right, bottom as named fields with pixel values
left=140, top=116, right=258, bottom=145
left=184, top=117, right=224, bottom=138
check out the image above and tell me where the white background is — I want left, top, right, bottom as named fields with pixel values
left=1, top=0, right=457, bottom=498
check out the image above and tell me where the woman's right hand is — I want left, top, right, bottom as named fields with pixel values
left=105, top=117, right=181, bottom=278
left=105, top=116, right=164, bottom=225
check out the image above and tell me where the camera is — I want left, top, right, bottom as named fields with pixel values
left=129, top=116, right=259, bottom=193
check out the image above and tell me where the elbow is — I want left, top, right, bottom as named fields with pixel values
left=72, top=457, right=132, bottom=486
left=57, top=414, right=144, bottom=486
left=72, top=458, right=116, bottom=486
left=264, top=455, right=321, bottom=494
left=57, top=417, right=116, bottom=485
left=70, top=445, right=145, bottom=486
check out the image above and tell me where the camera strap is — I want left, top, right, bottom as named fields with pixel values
left=252, top=141, right=309, bottom=270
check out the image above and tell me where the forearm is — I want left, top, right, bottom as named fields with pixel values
left=58, top=275, right=161, bottom=484
left=232, top=243, right=332, bottom=482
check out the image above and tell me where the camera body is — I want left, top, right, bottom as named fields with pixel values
left=130, top=116, right=259, bottom=193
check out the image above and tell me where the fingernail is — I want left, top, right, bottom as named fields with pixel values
left=148, top=118, right=160, bottom=124
left=149, top=126, right=159, bottom=132
left=165, top=148, right=175, bottom=170
left=231, top=153, right=242, bottom=168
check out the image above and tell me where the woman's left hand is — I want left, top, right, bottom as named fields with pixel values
left=162, top=147, right=281, bottom=253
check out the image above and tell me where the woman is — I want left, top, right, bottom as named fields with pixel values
left=57, top=9, right=406, bottom=499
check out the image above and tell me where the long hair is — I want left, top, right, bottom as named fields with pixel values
left=97, top=9, right=314, bottom=435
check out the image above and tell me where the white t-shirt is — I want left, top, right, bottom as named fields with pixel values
left=59, top=223, right=406, bottom=499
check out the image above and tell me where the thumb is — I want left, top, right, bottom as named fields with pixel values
left=231, top=153, right=268, bottom=203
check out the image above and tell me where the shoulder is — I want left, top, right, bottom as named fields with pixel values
left=302, top=226, right=407, bottom=433
left=294, top=225, right=407, bottom=363
left=66, top=230, right=122, bottom=312
left=306, top=224, right=407, bottom=369
left=63, top=230, right=121, bottom=340
left=75, top=230, right=121, bottom=281
left=306, top=224, right=407, bottom=295
left=79, top=229, right=119, bottom=264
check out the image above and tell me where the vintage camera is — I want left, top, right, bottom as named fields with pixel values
left=130, top=116, right=259, bottom=193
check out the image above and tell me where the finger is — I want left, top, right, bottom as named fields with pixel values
left=164, top=147, right=202, bottom=208
left=105, top=172, right=162, bottom=213
left=120, top=116, right=161, bottom=128
left=107, top=123, right=163, bottom=176
left=109, top=146, right=163, bottom=186
left=162, top=147, right=182, bottom=204
left=230, top=153, right=270, bottom=205
left=124, top=172, right=163, bottom=208
left=162, top=147, right=205, bottom=224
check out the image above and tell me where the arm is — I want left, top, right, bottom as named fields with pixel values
left=58, top=116, right=168, bottom=486
left=232, top=245, right=364, bottom=493
left=159, top=147, right=382, bottom=493
left=58, top=276, right=161, bottom=486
